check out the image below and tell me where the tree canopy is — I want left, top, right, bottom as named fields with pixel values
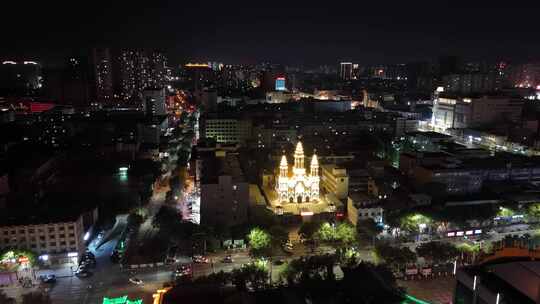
left=416, top=241, right=459, bottom=264
left=375, top=243, right=417, bottom=268
left=247, top=228, right=272, bottom=257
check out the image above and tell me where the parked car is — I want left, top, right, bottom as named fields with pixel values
left=39, top=274, right=56, bottom=283
left=75, top=270, right=92, bottom=278
left=129, top=277, right=143, bottom=285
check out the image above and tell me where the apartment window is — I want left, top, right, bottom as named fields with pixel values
left=10, top=231, right=15, bottom=235
left=19, top=229, right=25, bottom=234
left=31, top=244, right=37, bottom=249
left=28, top=229, right=35, bottom=233
left=60, top=241, right=66, bottom=246
left=48, top=228, right=54, bottom=233
left=68, top=225, right=75, bottom=230
left=38, top=229, right=43, bottom=233
left=69, top=233, right=75, bottom=238
left=39, top=236, right=45, bottom=241
left=69, top=241, right=76, bottom=245
left=40, top=243, right=46, bottom=248
left=49, top=242, right=56, bottom=247
left=3, top=231, right=7, bottom=236
left=49, top=235, right=56, bottom=239
left=59, top=227, right=65, bottom=231
left=3, top=238, right=8, bottom=243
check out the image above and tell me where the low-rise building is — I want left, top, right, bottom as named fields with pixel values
left=321, top=164, right=349, bottom=200
left=0, top=203, right=98, bottom=265
left=347, top=193, right=383, bottom=226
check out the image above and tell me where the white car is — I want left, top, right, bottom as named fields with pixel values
left=129, top=277, right=143, bottom=285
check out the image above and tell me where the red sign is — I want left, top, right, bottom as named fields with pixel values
left=18, top=256, right=29, bottom=264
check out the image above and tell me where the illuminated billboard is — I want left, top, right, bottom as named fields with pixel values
left=275, top=77, right=286, bottom=91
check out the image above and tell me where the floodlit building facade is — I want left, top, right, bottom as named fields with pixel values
left=276, top=142, right=320, bottom=203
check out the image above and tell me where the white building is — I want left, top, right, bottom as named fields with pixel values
left=0, top=207, right=98, bottom=265
left=432, top=95, right=524, bottom=130
left=276, top=142, right=320, bottom=203
left=347, top=193, right=383, bottom=226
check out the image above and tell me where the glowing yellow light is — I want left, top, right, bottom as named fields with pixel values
left=185, top=63, right=210, bottom=68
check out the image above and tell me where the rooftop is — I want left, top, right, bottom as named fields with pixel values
left=0, top=193, right=97, bottom=226
left=199, top=151, right=245, bottom=184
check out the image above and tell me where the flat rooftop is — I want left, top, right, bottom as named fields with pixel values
left=200, top=151, right=245, bottom=184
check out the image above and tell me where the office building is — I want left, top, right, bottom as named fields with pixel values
left=321, top=164, right=349, bottom=200
left=0, top=60, right=42, bottom=95
left=432, top=94, right=524, bottom=130
left=92, top=48, right=170, bottom=103
left=198, top=151, right=249, bottom=227
left=275, top=77, right=286, bottom=91
left=339, top=62, right=353, bottom=80
left=0, top=205, right=98, bottom=265
left=142, top=88, right=167, bottom=117
left=92, top=48, right=114, bottom=103
left=201, top=115, right=252, bottom=144
left=347, top=193, right=383, bottom=226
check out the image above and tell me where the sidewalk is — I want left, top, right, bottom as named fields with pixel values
left=36, top=264, right=75, bottom=278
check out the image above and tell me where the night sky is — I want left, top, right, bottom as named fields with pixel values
left=2, top=1, right=540, bottom=66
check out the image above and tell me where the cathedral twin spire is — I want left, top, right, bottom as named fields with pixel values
left=280, top=142, right=318, bottom=177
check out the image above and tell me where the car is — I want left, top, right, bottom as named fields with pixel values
left=174, top=264, right=192, bottom=277
left=82, top=253, right=95, bottom=260
left=192, top=255, right=209, bottom=263
left=75, top=270, right=92, bottom=278
left=129, top=277, right=143, bottom=285
left=222, top=255, right=233, bottom=263
left=80, top=260, right=96, bottom=268
left=39, top=274, right=56, bottom=283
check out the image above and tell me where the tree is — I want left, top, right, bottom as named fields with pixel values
left=298, top=220, right=321, bottom=241
left=341, top=262, right=404, bottom=303
left=152, top=206, right=181, bottom=233
left=230, top=263, right=269, bottom=291
left=194, top=270, right=230, bottom=285
left=357, top=218, right=383, bottom=241
left=269, top=225, right=289, bottom=248
left=335, top=223, right=357, bottom=246
left=527, top=203, right=540, bottom=219
left=127, top=212, right=144, bottom=228
left=280, top=254, right=338, bottom=285
left=247, top=228, right=271, bottom=257
left=152, top=206, right=195, bottom=240
left=375, top=243, right=416, bottom=269
left=416, top=241, right=459, bottom=264
left=316, top=222, right=337, bottom=242
left=316, top=222, right=357, bottom=250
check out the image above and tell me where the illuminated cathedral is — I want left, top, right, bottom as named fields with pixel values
left=276, top=142, right=320, bottom=203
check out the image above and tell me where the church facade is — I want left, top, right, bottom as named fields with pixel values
left=276, top=142, right=320, bottom=203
